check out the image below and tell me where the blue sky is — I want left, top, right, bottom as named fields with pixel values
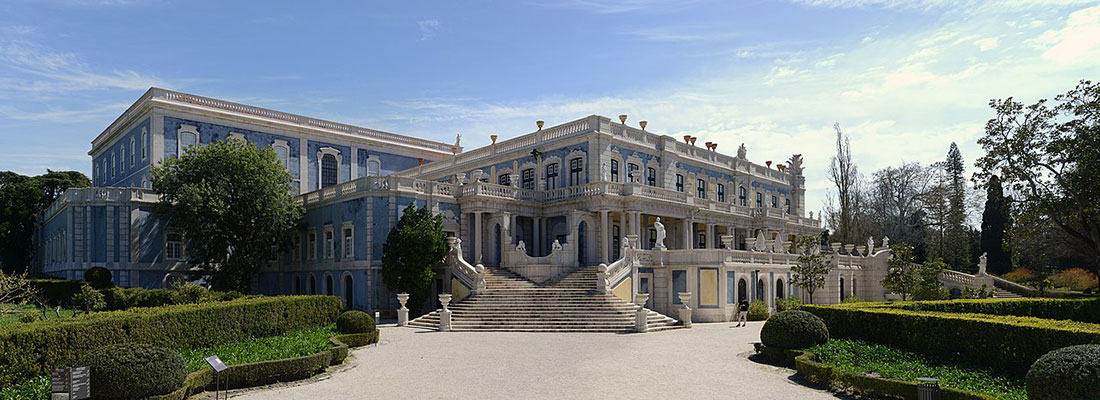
left=1, top=0, right=1098, bottom=215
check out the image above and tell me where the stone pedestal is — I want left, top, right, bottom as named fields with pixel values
left=596, top=264, right=609, bottom=293
left=438, top=294, right=453, bottom=332
left=396, top=293, right=410, bottom=327
left=634, top=293, right=650, bottom=333
left=678, top=292, right=693, bottom=328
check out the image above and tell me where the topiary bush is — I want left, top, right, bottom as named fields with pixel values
left=747, top=300, right=770, bottom=321
left=84, top=267, right=113, bottom=289
left=760, top=310, right=829, bottom=350
left=82, top=343, right=187, bottom=399
left=1026, top=344, right=1100, bottom=400
left=72, top=283, right=105, bottom=313
left=336, top=310, right=376, bottom=334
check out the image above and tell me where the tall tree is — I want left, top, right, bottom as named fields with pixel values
left=980, top=175, right=1012, bottom=274
left=381, top=203, right=447, bottom=315
left=827, top=123, right=862, bottom=244
left=865, top=162, right=934, bottom=260
left=0, top=170, right=90, bottom=273
left=151, top=139, right=303, bottom=291
left=790, top=236, right=831, bottom=304
left=943, top=143, right=971, bottom=271
left=976, top=80, right=1100, bottom=286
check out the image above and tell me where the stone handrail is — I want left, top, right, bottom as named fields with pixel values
left=297, top=176, right=455, bottom=206
left=991, top=276, right=1038, bottom=296
left=41, top=187, right=158, bottom=221
left=940, top=269, right=975, bottom=285
left=445, top=237, right=485, bottom=295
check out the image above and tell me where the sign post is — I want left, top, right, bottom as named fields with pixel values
left=50, top=367, right=90, bottom=400
left=205, top=355, right=229, bottom=400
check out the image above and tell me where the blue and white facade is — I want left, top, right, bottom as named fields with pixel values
left=37, top=88, right=894, bottom=319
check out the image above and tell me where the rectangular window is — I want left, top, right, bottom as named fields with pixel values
left=698, top=232, right=707, bottom=249
left=120, top=147, right=126, bottom=172
left=324, top=227, right=334, bottom=259
left=498, top=174, right=511, bottom=186
left=111, top=153, right=116, bottom=177
left=772, top=195, right=778, bottom=208
left=293, top=234, right=301, bottom=262
left=717, top=183, right=725, bottom=203
left=521, top=168, right=535, bottom=190
left=696, top=179, right=706, bottom=199
left=320, top=154, right=338, bottom=188
left=612, top=225, right=620, bottom=260
left=756, top=192, right=763, bottom=208
left=628, top=163, right=639, bottom=183
left=675, top=174, right=684, bottom=192
left=739, top=187, right=747, bottom=206
left=785, top=198, right=792, bottom=213
left=142, top=132, right=148, bottom=160
left=610, top=160, right=619, bottom=183
left=309, top=232, right=318, bottom=260
left=275, top=146, right=289, bottom=168
left=570, top=158, right=583, bottom=186
left=166, top=232, right=183, bottom=260
left=546, top=163, right=558, bottom=190
left=646, top=167, right=656, bottom=186
left=129, top=139, right=135, bottom=166
left=343, top=227, right=354, bottom=259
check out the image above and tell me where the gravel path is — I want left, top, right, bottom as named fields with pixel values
left=231, top=322, right=839, bottom=400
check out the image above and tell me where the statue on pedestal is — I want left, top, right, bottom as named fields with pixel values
left=978, top=252, right=988, bottom=276
left=516, top=240, right=526, bottom=254
left=552, top=240, right=563, bottom=251
left=654, top=217, right=666, bottom=249
left=867, top=236, right=875, bottom=253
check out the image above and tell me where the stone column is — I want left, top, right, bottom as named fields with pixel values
left=682, top=218, right=692, bottom=249
left=473, top=211, right=483, bottom=264
left=600, top=210, right=610, bottom=263
left=632, top=211, right=642, bottom=237
left=705, top=223, right=714, bottom=249
left=533, top=217, right=542, bottom=256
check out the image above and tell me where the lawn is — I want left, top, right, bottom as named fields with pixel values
left=809, top=339, right=1027, bottom=400
left=0, top=325, right=341, bottom=399
left=0, top=304, right=78, bottom=327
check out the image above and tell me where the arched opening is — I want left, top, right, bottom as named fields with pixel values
left=578, top=221, right=588, bottom=265
left=738, top=278, right=747, bottom=302
left=326, top=275, right=334, bottom=295
left=776, top=278, right=785, bottom=299
left=309, top=275, right=317, bottom=294
left=492, top=223, right=502, bottom=267
left=840, top=277, right=846, bottom=302
left=343, top=274, right=354, bottom=308
left=756, top=278, right=765, bottom=301
left=294, top=276, right=301, bottom=295
left=852, top=277, right=858, bottom=299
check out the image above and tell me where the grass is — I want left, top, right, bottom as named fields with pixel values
left=180, top=325, right=339, bottom=372
left=0, top=376, right=49, bottom=400
left=0, top=303, right=78, bottom=327
left=809, top=339, right=1026, bottom=400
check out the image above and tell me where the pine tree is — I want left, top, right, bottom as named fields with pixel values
left=943, top=143, right=970, bottom=271
left=980, top=175, right=1012, bottom=274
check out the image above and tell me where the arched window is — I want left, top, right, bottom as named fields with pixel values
left=696, top=179, right=706, bottom=199
left=180, top=130, right=197, bottom=156
left=627, top=163, right=639, bottom=183
left=771, top=195, right=778, bottom=208
left=294, top=276, right=302, bottom=295
left=675, top=174, right=684, bottom=192
left=852, top=278, right=857, bottom=298
left=309, top=275, right=317, bottom=294
left=321, top=154, right=338, bottom=188
left=521, top=168, right=535, bottom=190
left=344, top=275, right=354, bottom=307
left=717, top=183, right=726, bottom=202
left=756, top=278, right=765, bottom=301
left=776, top=278, right=785, bottom=299
left=273, top=141, right=289, bottom=169
left=129, top=138, right=135, bottom=166
left=142, top=129, right=148, bottom=160
left=840, top=277, right=846, bottom=301
left=325, top=275, right=334, bottom=295
left=738, top=278, right=748, bottom=302
left=756, top=192, right=763, bottom=208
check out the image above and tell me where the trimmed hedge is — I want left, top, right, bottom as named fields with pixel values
left=794, top=351, right=991, bottom=400
left=802, top=304, right=1100, bottom=376
left=872, top=298, right=1100, bottom=324
left=83, top=343, right=186, bottom=399
left=156, top=332, right=378, bottom=400
left=1026, top=344, right=1100, bottom=400
left=336, top=310, right=376, bottom=334
left=760, top=310, right=829, bottom=350
left=29, top=279, right=83, bottom=306
left=0, top=296, right=341, bottom=387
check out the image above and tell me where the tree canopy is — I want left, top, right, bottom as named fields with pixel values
left=151, top=139, right=302, bottom=292
left=980, top=175, right=1012, bottom=274
left=381, top=203, right=447, bottom=315
left=0, top=170, right=90, bottom=273
left=790, top=235, right=831, bottom=304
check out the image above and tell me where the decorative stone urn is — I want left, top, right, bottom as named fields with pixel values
left=397, top=293, right=410, bottom=327
left=830, top=242, right=842, bottom=253
left=438, top=294, right=453, bottom=332
left=635, top=293, right=650, bottom=333
left=844, top=244, right=856, bottom=255
left=856, top=245, right=867, bottom=257
left=635, top=292, right=650, bottom=308
left=677, top=292, right=693, bottom=328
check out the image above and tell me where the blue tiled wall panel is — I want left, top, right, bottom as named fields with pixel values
left=162, top=116, right=303, bottom=183
left=93, top=118, right=151, bottom=188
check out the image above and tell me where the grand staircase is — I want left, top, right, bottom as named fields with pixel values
left=408, top=266, right=681, bottom=333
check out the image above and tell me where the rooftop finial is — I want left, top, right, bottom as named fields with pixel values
left=618, top=114, right=627, bottom=124
left=536, top=120, right=544, bottom=131
left=639, top=120, right=647, bottom=131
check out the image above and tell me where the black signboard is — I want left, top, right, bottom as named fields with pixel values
left=50, top=368, right=69, bottom=393
left=51, top=367, right=91, bottom=399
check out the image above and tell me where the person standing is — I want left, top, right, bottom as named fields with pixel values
left=736, top=298, right=749, bottom=327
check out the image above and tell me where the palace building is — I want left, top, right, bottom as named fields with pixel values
left=35, top=88, right=895, bottom=325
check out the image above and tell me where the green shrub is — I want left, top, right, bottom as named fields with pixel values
left=747, top=300, right=770, bottom=321
left=0, top=295, right=341, bottom=387
left=1026, top=344, right=1100, bottom=400
left=760, top=310, right=829, bottom=349
left=336, top=310, right=376, bottom=334
left=72, top=283, right=105, bottom=313
left=885, top=297, right=1100, bottom=324
left=841, top=295, right=865, bottom=303
left=17, top=313, right=39, bottom=324
left=84, top=267, right=113, bottom=289
left=776, top=297, right=803, bottom=312
left=28, top=279, right=82, bottom=306
left=911, top=286, right=949, bottom=300
left=171, top=282, right=211, bottom=305
left=802, top=303, right=1100, bottom=376
left=1049, top=268, right=1099, bottom=292
left=794, top=351, right=994, bottom=400
left=0, top=375, right=49, bottom=400
left=82, top=343, right=186, bottom=399
left=335, top=331, right=380, bottom=348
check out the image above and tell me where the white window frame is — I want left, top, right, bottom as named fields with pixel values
left=142, top=127, right=148, bottom=161
left=342, top=223, right=354, bottom=259
left=111, top=152, right=116, bottom=177
left=178, top=125, right=199, bottom=157
left=120, top=146, right=126, bottom=172
left=165, top=230, right=184, bottom=261
left=366, top=159, right=381, bottom=177
left=317, top=147, right=342, bottom=189
left=272, top=139, right=291, bottom=170
left=324, top=225, right=334, bottom=260
left=308, top=232, right=318, bottom=261
left=129, top=137, right=135, bottom=166
left=228, top=132, right=246, bottom=142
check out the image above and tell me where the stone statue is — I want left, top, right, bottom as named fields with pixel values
left=882, top=236, right=890, bottom=248
left=516, top=240, right=526, bottom=253
left=978, top=252, right=988, bottom=276
left=774, top=234, right=785, bottom=253
left=788, top=154, right=804, bottom=175
left=753, top=231, right=766, bottom=252
left=653, top=217, right=666, bottom=249
left=867, top=236, right=875, bottom=253
left=552, top=239, right=563, bottom=251
left=737, top=143, right=747, bottom=159
left=455, top=133, right=462, bottom=149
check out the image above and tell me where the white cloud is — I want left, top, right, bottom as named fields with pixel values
left=0, top=40, right=168, bottom=92
left=417, top=19, right=441, bottom=41
left=1038, top=5, right=1100, bottom=64
left=975, top=37, right=999, bottom=51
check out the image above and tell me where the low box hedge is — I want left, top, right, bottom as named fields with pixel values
left=0, top=295, right=341, bottom=387
left=838, top=297, right=1100, bottom=323
left=29, top=279, right=84, bottom=306
left=794, top=351, right=992, bottom=400
left=802, top=304, right=1100, bottom=376
left=155, top=331, right=378, bottom=400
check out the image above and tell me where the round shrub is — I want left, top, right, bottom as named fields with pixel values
left=759, top=310, right=829, bottom=350
left=337, top=310, right=376, bottom=334
left=747, top=300, right=770, bottom=321
left=1026, top=344, right=1100, bottom=400
left=84, top=266, right=113, bottom=289
left=82, top=343, right=186, bottom=399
